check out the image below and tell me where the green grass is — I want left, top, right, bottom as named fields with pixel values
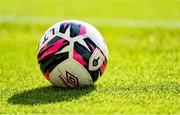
left=0, top=0, right=180, bottom=114
left=1, top=0, right=180, bottom=20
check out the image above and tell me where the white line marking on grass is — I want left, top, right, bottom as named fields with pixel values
left=1, top=15, right=180, bottom=28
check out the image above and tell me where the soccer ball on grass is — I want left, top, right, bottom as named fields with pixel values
left=37, top=20, right=108, bottom=88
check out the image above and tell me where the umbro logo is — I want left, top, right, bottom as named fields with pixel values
left=66, top=71, right=79, bottom=86
left=58, top=71, right=79, bottom=87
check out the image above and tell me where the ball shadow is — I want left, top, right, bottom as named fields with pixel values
left=8, top=85, right=96, bottom=105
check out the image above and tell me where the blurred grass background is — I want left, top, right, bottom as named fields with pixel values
left=1, top=0, right=180, bottom=19
left=0, top=0, right=180, bottom=114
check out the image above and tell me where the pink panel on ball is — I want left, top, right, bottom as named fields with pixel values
left=73, top=50, right=87, bottom=66
left=79, top=26, right=86, bottom=35
left=39, top=39, right=66, bottom=61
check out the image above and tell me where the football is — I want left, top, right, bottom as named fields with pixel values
left=37, top=20, right=108, bottom=88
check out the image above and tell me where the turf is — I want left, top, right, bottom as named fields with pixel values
left=0, top=0, right=180, bottom=114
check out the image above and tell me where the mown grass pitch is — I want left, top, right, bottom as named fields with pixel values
left=0, top=0, right=180, bottom=114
